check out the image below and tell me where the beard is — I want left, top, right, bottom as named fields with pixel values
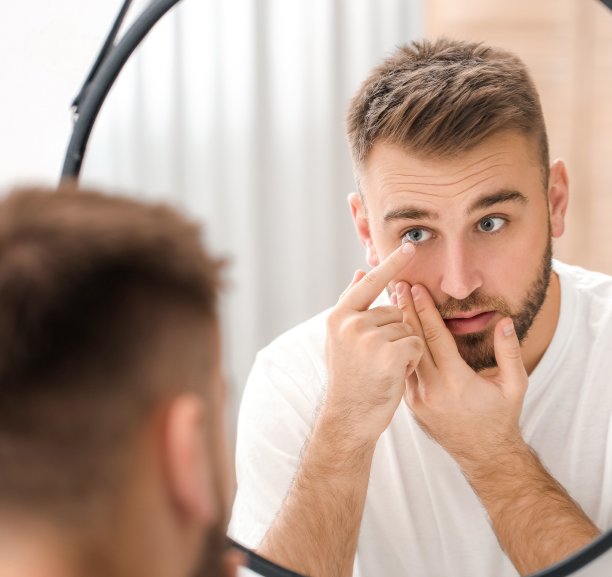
left=439, top=236, right=553, bottom=372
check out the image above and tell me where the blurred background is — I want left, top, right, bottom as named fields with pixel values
left=1, top=0, right=611, bottom=428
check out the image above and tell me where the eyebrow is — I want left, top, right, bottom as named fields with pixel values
left=383, top=189, right=529, bottom=223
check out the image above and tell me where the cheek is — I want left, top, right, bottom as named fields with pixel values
left=479, top=228, right=549, bottom=300
left=391, top=252, right=435, bottom=292
left=393, top=232, right=547, bottom=299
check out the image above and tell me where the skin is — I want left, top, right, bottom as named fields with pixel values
left=352, top=131, right=565, bottom=375
left=0, top=320, right=241, bottom=577
left=260, top=131, right=599, bottom=576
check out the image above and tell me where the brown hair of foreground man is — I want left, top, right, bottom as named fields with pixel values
left=0, top=185, right=238, bottom=577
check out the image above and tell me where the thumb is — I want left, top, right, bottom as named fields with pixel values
left=493, top=318, right=528, bottom=393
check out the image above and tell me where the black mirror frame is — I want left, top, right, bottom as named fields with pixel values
left=60, top=0, right=182, bottom=181
left=59, top=1, right=612, bottom=575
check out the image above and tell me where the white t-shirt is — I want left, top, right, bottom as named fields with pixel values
left=229, top=261, right=612, bottom=577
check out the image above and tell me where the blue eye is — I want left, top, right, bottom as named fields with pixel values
left=402, top=228, right=433, bottom=245
left=478, top=216, right=505, bottom=233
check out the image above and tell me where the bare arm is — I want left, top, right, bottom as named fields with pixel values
left=398, top=282, right=600, bottom=576
left=257, top=244, right=422, bottom=577
left=458, top=442, right=600, bottom=575
left=259, top=410, right=375, bottom=577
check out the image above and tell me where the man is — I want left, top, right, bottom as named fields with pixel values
left=0, top=185, right=240, bottom=577
left=229, top=39, right=612, bottom=577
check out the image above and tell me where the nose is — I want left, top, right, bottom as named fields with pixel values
left=439, top=241, right=483, bottom=301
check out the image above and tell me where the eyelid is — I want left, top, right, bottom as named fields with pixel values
left=478, top=212, right=509, bottom=222
left=401, top=224, right=435, bottom=236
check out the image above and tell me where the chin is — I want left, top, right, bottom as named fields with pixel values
left=454, top=330, right=498, bottom=372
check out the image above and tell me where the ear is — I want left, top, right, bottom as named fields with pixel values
left=547, top=159, right=569, bottom=239
left=348, top=192, right=379, bottom=267
left=164, top=393, right=217, bottom=527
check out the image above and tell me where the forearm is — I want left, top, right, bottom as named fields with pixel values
left=459, top=442, right=600, bottom=576
left=258, top=409, right=375, bottom=577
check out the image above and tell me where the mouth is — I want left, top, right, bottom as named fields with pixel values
left=443, top=310, right=497, bottom=336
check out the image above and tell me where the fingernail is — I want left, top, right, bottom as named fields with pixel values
left=502, top=319, right=515, bottom=337
left=402, top=242, right=415, bottom=255
left=390, top=292, right=398, bottom=306
left=411, top=285, right=422, bottom=300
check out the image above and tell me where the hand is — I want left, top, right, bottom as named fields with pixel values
left=324, top=244, right=424, bottom=444
left=396, top=282, right=529, bottom=468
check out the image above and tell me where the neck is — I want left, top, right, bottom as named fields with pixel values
left=0, top=505, right=145, bottom=577
left=0, top=519, right=80, bottom=577
left=521, top=271, right=561, bottom=375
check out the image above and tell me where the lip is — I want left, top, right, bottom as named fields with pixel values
left=443, top=311, right=497, bottom=336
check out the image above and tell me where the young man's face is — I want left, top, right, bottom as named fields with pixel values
left=351, top=131, right=568, bottom=371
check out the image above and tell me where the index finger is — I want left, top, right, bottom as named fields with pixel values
left=339, top=243, right=416, bottom=311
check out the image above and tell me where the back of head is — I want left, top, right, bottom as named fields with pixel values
left=347, top=38, right=549, bottom=186
left=0, top=184, right=224, bottom=573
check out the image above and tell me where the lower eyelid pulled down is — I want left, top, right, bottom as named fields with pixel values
left=401, top=228, right=433, bottom=244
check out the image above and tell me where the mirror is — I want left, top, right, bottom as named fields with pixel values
left=77, top=1, right=612, bottom=576
left=530, top=529, right=612, bottom=577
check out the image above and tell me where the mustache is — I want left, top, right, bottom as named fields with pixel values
left=437, top=290, right=511, bottom=319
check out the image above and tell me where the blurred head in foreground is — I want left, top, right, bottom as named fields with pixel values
left=0, top=185, right=237, bottom=577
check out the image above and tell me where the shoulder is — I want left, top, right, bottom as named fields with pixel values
left=244, top=289, right=389, bottom=408
left=242, top=307, right=333, bottom=413
left=554, top=260, right=612, bottom=292
left=554, top=260, right=612, bottom=304
left=554, top=260, right=612, bottom=339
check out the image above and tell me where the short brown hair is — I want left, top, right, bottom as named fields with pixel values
left=347, top=38, right=549, bottom=186
left=0, top=184, right=224, bottom=520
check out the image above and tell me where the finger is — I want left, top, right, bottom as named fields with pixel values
left=344, top=306, right=403, bottom=331
left=339, top=243, right=416, bottom=311
left=411, top=284, right=461, bottom=369
left=376, top=321, right=415, bottom=342
left=395, top=281, right=436, bottom=374
left=404, top=371, right=420, bottom=409
left=368, top=305, right=403, bottom=327
left=493, top=318, right=528, bottom=394
left=392, top=336, right=425, bottom=388
left=339, top=269, right=367, bottom=301
left=393, top=334, right=424, bottom=364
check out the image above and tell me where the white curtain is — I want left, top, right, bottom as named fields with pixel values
left=81, top=0, right=423, bottom=415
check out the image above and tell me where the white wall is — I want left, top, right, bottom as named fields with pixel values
left=0, top=1, right=139, bottom=188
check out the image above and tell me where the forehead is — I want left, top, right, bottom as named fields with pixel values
left=360, top=131, right=543, bottom=215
